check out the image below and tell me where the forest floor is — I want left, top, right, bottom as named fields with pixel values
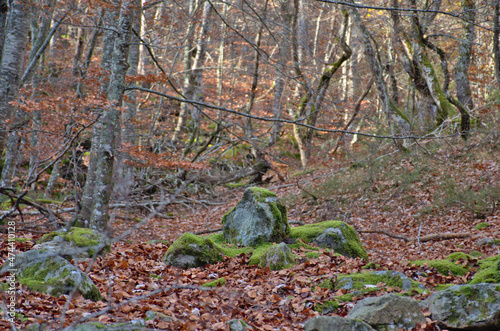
left=1, top=138, right=500, bottom=330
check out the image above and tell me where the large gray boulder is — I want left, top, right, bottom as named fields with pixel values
left=163, top=233, right=223, bottom=269
left=421, top=283, right=500, bottom=330
left=222, top=187, right=290, bottom=246
left=304, top=316, right=375, bottom=331
left=347, top=293, right=425, bottom=331
left=314, top=226, right=368, bottom=261
left=0, top=249, right=101, bottom=301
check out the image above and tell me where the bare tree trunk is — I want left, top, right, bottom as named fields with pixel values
left=269, top=0, right=292, bottom=146
left=0, top=0, right=7, bottom=64
left=89, top=0, right=132, bottom=232
left=244, top=0, right=268, bottom=140
left=495, top=0, right=500, bottom=88
left=0, top=0, right=30, bottom=187
left=172, top=0, right=199, bottom=144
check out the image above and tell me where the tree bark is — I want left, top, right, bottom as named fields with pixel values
left=495, top=0, right=500, bottom=88
left=89, top=0, right=133, bottom=232
left=0, top=0, right=30, bottom=186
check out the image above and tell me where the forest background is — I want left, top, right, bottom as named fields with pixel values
left=0, top=0, right=499, bottom=329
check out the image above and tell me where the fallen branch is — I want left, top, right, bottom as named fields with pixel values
left=358, top=229, right=480, bottom=242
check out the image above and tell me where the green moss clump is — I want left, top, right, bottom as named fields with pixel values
left=306, top=252, right=320, bottom=259
left=447, top=252, right=473, bottom=262
left=362, top=262, right=380, bottom=270
left=163, top=233, right=223, bottom=269
left=335, top=270, right=425, bottom=295
left=290, top=221, right=368, bottom=261
left=64, top=228, right=99, bottom=247
left=470, top=254, right=500, bottom=284
left=203, top=277, right=226, bottom=288
left=410, top=259, right=469, bottom=276
left=474, top=222, right=490, bottom=230
left=314, top=300, right=339, bottom=314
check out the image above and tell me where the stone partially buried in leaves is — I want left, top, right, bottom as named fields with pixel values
left=222, top=187, right=290, bottom=247
left=304, top=316, right=376, bottom=331
left=347, top=293, right=425, bottom=331
left=163, top=233, right=223, bottom=269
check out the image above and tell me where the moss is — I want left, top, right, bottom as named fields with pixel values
left=248, top=243, right=274, bottom=266
left=37, top=231, right=59, bottom=244
left=335, top=271, right=425, bottom=295
left=447, top=252, right=473, bottom=262
left=203, top=277, right=226, bottom=288
left=13, top=237, right=31, bottom=243
left=306, top=252, right=320, bottom=259
left=290, top=221, right=368, bottom=261
left=410, top=259, right=469, bottom=276
left=314, top=300, right=339, bottom=314
left=470, top=254, right=500, bottom=284
left=435, top=283, right=455, bottom=291
left=362, top=262, right=380, bottom=270
left=470, top=251, right=483, bottom=258
left=163, top=233, right=223, bottom=268
left=221, top=206, right=235, bottom=226
left=474, top=222, right=490, bottom=230
left=64, top=227, right=99, bottom=247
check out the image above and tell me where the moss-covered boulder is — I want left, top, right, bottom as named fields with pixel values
left=222, top=187, right=290, bottom=247
left=304, top=316, right=376, bottom=331
left=0, top=249, right=101, bottom=301
left=471, top=253, right=500, bottom=284
left=290, top=220, right=368, bottom=261
left=163, top=233, right=223, bottom=269
left=251, top=242, right=296, bottom=270
left=421, top=283, right=500, bottom=330
left=34, top=227, right=110, bottom=260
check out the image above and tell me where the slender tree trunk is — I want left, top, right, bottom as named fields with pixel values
left=89, top=0, right=132, bottom=232
left=0, top=0, right=30, bottom=187
left=495, top=0, right=500, bottom=88
left=76, top=8, right=117, bottom=224
left=0, top=0, right=7, bottom=64
left=172, top=0, right=198, bottom=144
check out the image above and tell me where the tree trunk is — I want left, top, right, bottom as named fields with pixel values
left=89, top=0, right=132, bottom=232
left=0, top=0, right=30, bottom=186
left=495, top=0, right=500, bottom=88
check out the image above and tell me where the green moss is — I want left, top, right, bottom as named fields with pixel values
left=306, top=252, right=320, bottom=259
left=470, top=254, right=500, bottom=284
left=435, top=283, right=455, bottom=291
left=335, top=271, right=425, bottom=295
left=12, top=237, right=31, bottom=243
left=37, top=231, right=59, bottom=244
left=203, top=277, right=226, bottom=288
left=163, top=233, right=223, bottom=268
left=314, top=300, right=339, bottom=314
left=474, top=222, right=491, bottom=230
left=65, top=227, right=99, bottom=247
left=470, top=251, right=483, bottom=258
left=410, top=259, right=469, bottom=276
left=447, top=252, right=473, bottom=262
left=290, top=221, right=368, bottom=261
left=221, top=206, right=235, bottom=226
left=362, top=262, right=380, bottom=270
left=248, top=243, right=274, bottom=266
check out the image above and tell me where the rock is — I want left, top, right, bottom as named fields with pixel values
left=66, top=320, right=147, bottom=330
left=33, top=227, right=110, bottom=261
left=304, top=316, right=376, bottom=331
left=227, top=319, right=254, bottom=331
left=163, top=233, right=223, bottom=269
left=422, top=283, right=500, bottom=330
left=334, top=270, right=425, bottom=295
left=257, top=242, right=295, bottom=270
left=290, top=220, right=368, bottom=261
left=0, top=249, right=101, bottom=301
left=347, top=293, right=425, bottom=331
left=222, top=187, right=289, bottom=246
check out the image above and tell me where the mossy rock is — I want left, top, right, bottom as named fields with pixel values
left=290, top=220, right=368, bottom=261
left=249, top=242, right=296, bottom=270
left=330, top=270, right=425, bottom=296
left=221, top=187, right=290, bottom=247
left=0, top=250, right=101, bottom=301
left=163, top=233, right=223, bottom=269
left=34, top=227, right=110, bottom=260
